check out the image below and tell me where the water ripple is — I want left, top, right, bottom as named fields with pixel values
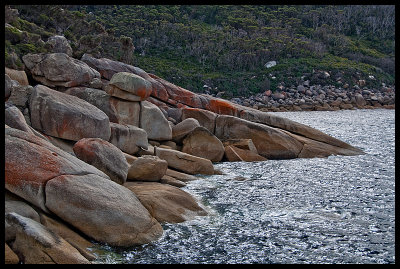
left=94, top=109, right=395, bottom=264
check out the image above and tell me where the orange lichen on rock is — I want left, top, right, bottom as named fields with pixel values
left=135, top=86, right=150, bottom=100
left=207, top=99, right=239, bottom=116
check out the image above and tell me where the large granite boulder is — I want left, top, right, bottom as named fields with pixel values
left=181, top=107, right=217, bottom=134
left=171, top=117, right=201, bottom=143
left=107, top=72, right=152, bottom=101
left=5, top=67, right=29, bottom=86
left=73, top=138, right=129, bottom=184
left=5, top=102, right=34, bottom=134
left=140, top=100, right=172, bottom=141
left=29, top=84, right=111, bottom=141
left=215, top=115, right=304, bottom=159
left=6, top=212, right=90, bottom=264
left=5, top=127, right=109, bottom=212
left=124, top=182, right=207, bottom=223
left=45, top=174, right=163, bottom=247
left=182, top=126, right=225, bottom=162
left=22, top=53, right=100, bottom=88
left=127, top=155, right=168, bottom=181
left=155, top=147, right=214, bottom=175
left=109, top=122, right=148, bottom=155
left=45, top=35, right=73, bottom=56
left=64, top=87, right=119, bottom=123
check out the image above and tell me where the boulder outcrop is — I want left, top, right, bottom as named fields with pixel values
left=23, top=53, right=100, bottom=88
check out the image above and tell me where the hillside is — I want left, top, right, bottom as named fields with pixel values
left=6, top=5, right=395, bottom=98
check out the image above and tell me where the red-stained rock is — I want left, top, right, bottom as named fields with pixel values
left=108, top=72, right=152, bottom=101
left=73, top=138, right=130, bottom=184
left=5, top=127, right=109, bottom=212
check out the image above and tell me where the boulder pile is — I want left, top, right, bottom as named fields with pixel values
left=5, top=52, right=365, bottom=264
left=229, top=79, right=395, bottom=112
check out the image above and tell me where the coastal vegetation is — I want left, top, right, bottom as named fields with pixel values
left=7, top=5, right=395, bottom=97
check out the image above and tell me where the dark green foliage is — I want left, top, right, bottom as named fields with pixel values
left=7, top=5, right=395, bottom=95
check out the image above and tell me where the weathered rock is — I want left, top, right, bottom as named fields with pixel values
left=354, top=93, right=366, bottom=107
left=5, top=243, right=19, bottom=264
left=5, top=74, right=14, bottom=101
left=281, top=130, right=365, bottom=158
left=22, top=53, right=100, bottom=87
left=160, top=175, right=187, bottom=187
left=165, top=169, right=200, bottom=182
left=172, top=117, right=201, bottom=143
left=166, top=107, right=182, bottom=123
left=5, top=102, right=34, bottom=134
left=6, top=212, right=91, bottom=264
left=127, top=155, right=168, bottom=181
left=108, top=72, right=152, bottom=100
left=140, top=100, right=172, bottom=141
left=181, top=107, right=217, bottom=134
left=73, top=138, right=129, bottom=184
left=123, top=152, right=138, bottom=165
left=5, top=199, right=41, bottom=242
left=222, top=139, right=258, bottom=154
left=224, top=145, right=267, bottom=162
left=5, top=127, right=109, bottom=212
left=124, top=182, right=207, bottom=223
left=215, top=115, right=303, bottom=159
left=239, top=108, right=358, bottom=151
left=182, top=126, right=225, bottom=162
left=155, top=147, right=214, bottom=175
left=39, top=213, right=96, bottom=261
left=5, top=67, right=29, bottom=85
left=110, top=97, right=141, bottom=126
left=29, top=84, right=111, bottom=141
left=6, top=77, right=33, bottom=109
left=45, top=35, right=73, bottom=56
left=45, top=174, right=163, bottom=247
left=64, top=87, right=119, bottom=123
left=109, top=122, right=148, bottom=155
left=105, top=84, right=142, bottom=101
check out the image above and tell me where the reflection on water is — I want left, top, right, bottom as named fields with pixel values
left=93, top=109, right=395, bottom=264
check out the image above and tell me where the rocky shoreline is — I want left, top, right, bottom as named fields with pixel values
left=228, top=82, right=395, bottom=112
left=5, top=49, right=367, bottom=263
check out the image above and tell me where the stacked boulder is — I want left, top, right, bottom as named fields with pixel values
left=229, top=81, right=395, bottom=112
left=5, top=52, right=365, bottom=264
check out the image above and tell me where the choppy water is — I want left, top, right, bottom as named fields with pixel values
left=93, top=109, right=395, bottom=264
